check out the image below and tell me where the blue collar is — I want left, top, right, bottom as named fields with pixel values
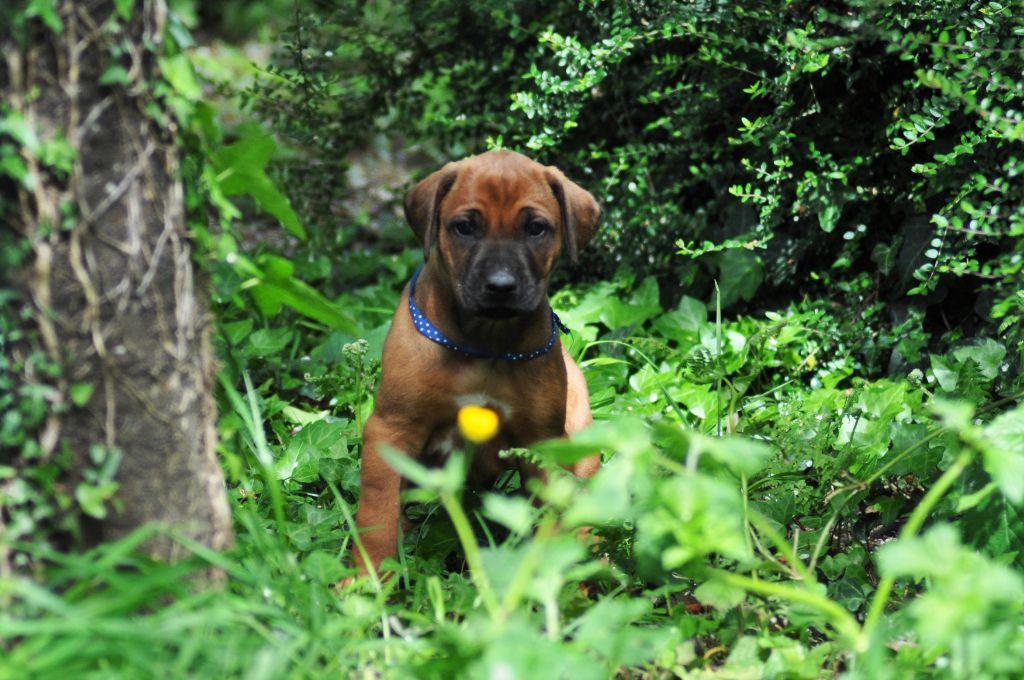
left=408, top=266, right=569, bottom=361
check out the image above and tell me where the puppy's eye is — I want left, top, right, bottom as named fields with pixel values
left=452, top=219, right=474, bottom=236
left=525, top=220, right=548, bottom=237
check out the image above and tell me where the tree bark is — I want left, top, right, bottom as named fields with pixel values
left=2, top=0, right=233, bottom=560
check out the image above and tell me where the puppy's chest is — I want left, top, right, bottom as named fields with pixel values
left=421, top=360, right=565, bottom=470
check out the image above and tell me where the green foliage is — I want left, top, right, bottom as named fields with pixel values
left=5, top=264, right=1022, bottom=675
left=253, top=0, right=1024, bottom=359
left=3, top=1, right=1024, bottom=678
left=0, top=278, right=85, bottom=565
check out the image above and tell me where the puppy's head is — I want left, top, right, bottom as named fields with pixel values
left=404, top=150, right=600, bottom=319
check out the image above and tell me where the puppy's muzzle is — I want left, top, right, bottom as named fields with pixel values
left=470, top=263, right=540, bottom=318
left=484, top=269, right=518, bottom=296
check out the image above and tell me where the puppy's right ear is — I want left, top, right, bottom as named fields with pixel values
left=404, top=162, right=461, bottom=261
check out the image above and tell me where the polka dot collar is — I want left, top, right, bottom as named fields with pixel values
left=408, top=265, right=569, bottom=361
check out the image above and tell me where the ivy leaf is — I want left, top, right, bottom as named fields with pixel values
left=278, top=419, right=350, bottom=483
left=714, top=249, right=763, bottom=307
left=952, top=339, right=1006, bottom=380
left=69, top=383, right=94, bottom=407
left=599, top=277, right=662, bottom=329
left=75, top=482, right=119, bottom=519
left=929, top=354, right=959, bottom=392
left=652, top=295, right=707, bottom=343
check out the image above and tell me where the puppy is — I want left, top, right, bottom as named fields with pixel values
left=352, top=150, right=601, bottom=573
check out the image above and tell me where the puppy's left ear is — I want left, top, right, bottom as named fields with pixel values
left=546, top=167, right=601, bottom=264
left=404, top=161, right=462, bottom=261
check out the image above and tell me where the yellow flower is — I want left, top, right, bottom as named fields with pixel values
left=457, top=405, right=500, bottom=444
left=806, top=353, right=817, bottom=369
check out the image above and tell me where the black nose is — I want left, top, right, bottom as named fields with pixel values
left=484, top=270, right=518, bottom=295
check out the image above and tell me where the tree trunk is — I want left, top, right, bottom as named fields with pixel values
left=2, top=0, right=233, bottom=560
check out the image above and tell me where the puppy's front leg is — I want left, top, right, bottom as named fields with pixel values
left=562, top=344, right=601, bottom=479
left=352, top=413, right=424, bottom=576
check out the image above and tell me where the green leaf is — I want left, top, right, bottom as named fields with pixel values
left=952, top=339, right=1006, bottom=380
left=75, top=482, right=119, bottom=519
left=564, top=456, right=633, bottom=527
left=878, top=524, right=1024, bottom=648
left=98, top=66, right=130, bottom=86
left=981, top=405, right=1024, bottom=505
left=258, top=254, right=295, bottom=283
left=248, top=278, right=361, bottom=334
left=481, top=493, right=534, bottom=535
left=930, top=397, right=974, bottom=431
left=878, top=523, right=960, bottom=578
left=277, top=419, right=350, bottom=482
left=535, top=417, right=649, bottom=465
left=158, top=54, right=201, bottom=100
left=69, top=383, right=94, bottom=407
left=651, top=295, right=706, bottom=343
left=655, top=424, right=771, bottom=477
left=599, top=277, right=662, bottom=329
left=718, top=636, right=766, bottom=676
left=636, top=473, right=751, bottom=572
left=0, top=146, right=29, bottom=186
left=221, top=319, right=253, bottom=345
left=817, top=203, right=840, bottom=233
left=857, top=380, right=911, bottom=420
left=829, top=563, right=872, bottom=612
left=114, top=0, right=134, bottom=20
left=379, top=445, right=458, bottom=494
left=574, top=597, right=677, bottom=668
left=467, top=617, right=603, bottom=680
left=956, top=481, right=998, bottom=512
left=243, top=328, right=293, bottom=358
left=211, top=127, right=306, bottom=239
left=0, top=114, right=40, bottom=157
left=962, top=491, right=1024, bottom=567
left=26, top=0, right=63, bottom=33
left=280, top=405, right=329, bottom=426
left=929, top=354, right=959, bottom=391
left=525, top=537, right=587, bottom=603
left=694, top=579, right=746, bottom=610
left=701, top=433, right=772, bottom=477
left=714, top=249, right=763, bottom=307
left=301, top=550, right=345, bottom=585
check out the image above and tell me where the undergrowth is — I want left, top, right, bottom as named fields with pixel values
left=2, top=1, right=1023, bottom=679
left=3, top=257, right=1022, bottom=677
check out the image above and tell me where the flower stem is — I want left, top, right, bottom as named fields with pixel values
left=859, top=448, right=973, bottom=647
left=440, top=491, right=503, bottom=622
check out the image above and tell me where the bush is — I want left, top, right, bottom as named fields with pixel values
left=256, top=0, right=1023, bottom=362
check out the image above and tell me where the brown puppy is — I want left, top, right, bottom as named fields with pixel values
left=353, top=150, right=602, bottom=574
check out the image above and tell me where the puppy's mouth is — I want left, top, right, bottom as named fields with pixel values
left=464, top=291, right=541, bottom=320
left=476, top=304, right=523, bottom=320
